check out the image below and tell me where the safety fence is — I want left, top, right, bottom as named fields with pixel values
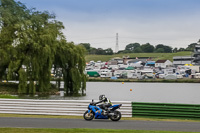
left=1, top=99, right=200, bottom=119
left=132, top=102, right=200, bottom=119
left=0, top=99, right=132, bottom=117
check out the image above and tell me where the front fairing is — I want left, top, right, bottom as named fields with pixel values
left=88, top=104, right=108, bottom=119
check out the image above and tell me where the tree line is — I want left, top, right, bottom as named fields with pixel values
left=0, top=0, right=86, bottom=95
left=81, top=42, right=199, bottom=55
left=80, top=43, right=114, bottom=55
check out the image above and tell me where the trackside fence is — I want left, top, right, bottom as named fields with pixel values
left=0, top=99, right=132, bottom=117
left=132, top=102, right=200, bottom=119
left=1, top=99, right=199, bottom=119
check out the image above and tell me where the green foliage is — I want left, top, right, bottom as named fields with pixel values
left=0, top=0, right=86, bottom=95
left=18, top=68, right=27, bottom=94
left=80, top=43, right=91, bottom=51
left=178, top=47, right=185, bottom=52
left=125, top=43, right=140, bottom=52
left=141, top=43, right=155, bottom=53
left=173, top=47, right=178, bottom=53
left=96, top=48, right=105, bottom=55
left=123, top=43, right=174, bottom=53
left=104, top=48, right=113, bottom=55
left=186, top=43, right=197, bottom=51
left=155, top=44, right=172, bottom=53
left=54, top=42, right=86, bottom=95
left=85, top=51, right=191, bottom=62
left=28, top=81, right=35, bottom=94
left=80, top=43, right=113, bottom=55
left=133, top=47, right=143, bottom=53
left=155, top=48, right=165, bottom=53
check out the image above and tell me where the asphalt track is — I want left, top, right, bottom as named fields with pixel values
left=0, top=117, right=200, bottom=132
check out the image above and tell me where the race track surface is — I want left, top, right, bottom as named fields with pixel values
left=0, top=117, right=200, bottom=132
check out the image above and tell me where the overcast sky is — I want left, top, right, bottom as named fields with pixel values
left=18, top=0, right=200, bottom=51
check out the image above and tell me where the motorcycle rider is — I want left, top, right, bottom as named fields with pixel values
left=99, top=95, right=112, bottom=115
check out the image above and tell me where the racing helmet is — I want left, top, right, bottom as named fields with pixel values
left=99, top=95, right=106, bottom=101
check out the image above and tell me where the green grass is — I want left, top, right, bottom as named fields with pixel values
left=0, top=94, right=18, bottom=99
left=0, top=128, right=199, bottom=133
left=85, top=51, right=192, bottom=62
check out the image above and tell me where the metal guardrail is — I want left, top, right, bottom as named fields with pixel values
left=2, top=99, right=200, bottom=119
left=0, top=99, right=132, bottom=117
left=132, top=102, right=200, bottom=119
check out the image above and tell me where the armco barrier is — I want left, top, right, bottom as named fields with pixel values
left=132, top=102, right=200, bottom=119
left=0, top=99, right=132, bottom=117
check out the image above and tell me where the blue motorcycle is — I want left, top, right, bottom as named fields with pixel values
left=83, top=100, right=122, bottom=121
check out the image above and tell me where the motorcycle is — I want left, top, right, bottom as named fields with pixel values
left=83, top=99, right=122, bottom=121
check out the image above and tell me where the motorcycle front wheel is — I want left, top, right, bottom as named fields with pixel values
left=110, top=111, right=121, bottom=121
left=83, top=110, right=94, bottom=121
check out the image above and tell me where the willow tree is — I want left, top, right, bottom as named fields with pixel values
left=0, top=0, right=24, bottom=81
left=54, top=40, right=86, bottom=95
left=0, top=0, right=86, bottom=95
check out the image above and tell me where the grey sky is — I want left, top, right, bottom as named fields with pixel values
left=19, top=0, right=200, bottom=50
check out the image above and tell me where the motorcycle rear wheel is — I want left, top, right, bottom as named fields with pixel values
left=110, top=111, right=121, bottom=121
left=83, top=110, right=94, bottom=121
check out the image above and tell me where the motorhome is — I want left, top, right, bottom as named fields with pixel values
left=135, top=69, right=154, bottom=79
left=100, top=69, right=112, bottom=78
left=113, top=70, right=122, bottom=78
left=195, top=73, right=200, bottom=79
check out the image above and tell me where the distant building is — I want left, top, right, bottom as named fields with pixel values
left=173, top=56, right=194, bottom=66
left=155, top=60, right=172, bottom=68
left=111, top=57, right=123, bottom=64
left=193, top=45, right=200, bottom=65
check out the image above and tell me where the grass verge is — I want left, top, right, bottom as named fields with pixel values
left=0, top=95, right=18, bottom=99
left=0, top=128, right=199, bottom=133
left=85, top=51, right=191, bottom=62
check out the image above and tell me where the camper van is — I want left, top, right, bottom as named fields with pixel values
left=100, top=69, right=112, bottom=78
left=136, top=69, right=154, bottom=79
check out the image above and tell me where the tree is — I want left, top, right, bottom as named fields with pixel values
left=54, top=42, right=86, bottom=95
left=0, top=0, right=27, bottom=81
left=141, top=43, right=154, bottom=53
left=0, top=0, right=86, bottom=95
left=173, top=47, right=178, bottom=53
left=155, top=44, right=165, bottom=50
left=125, top=43, right=140, bottom=52
left=155, top=44, right=172, bottom=53
left=96, top=48, right=105, bottom=55
left=178, top=47, right=185, bottom=52
left=89, top=47, right=97, bottom=54
left=104, top=48, right=113, bottom=55
left=117, top=50, right=125, bottom=54
left=80, top=43, right=91, bottom=53
left=186, top=43, right=197, bottom=51
left=163, top=45, right=172, bottom=53
left=155, top=48, right=164, bottom=53
left=133, top=47, right=143, bottom=53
